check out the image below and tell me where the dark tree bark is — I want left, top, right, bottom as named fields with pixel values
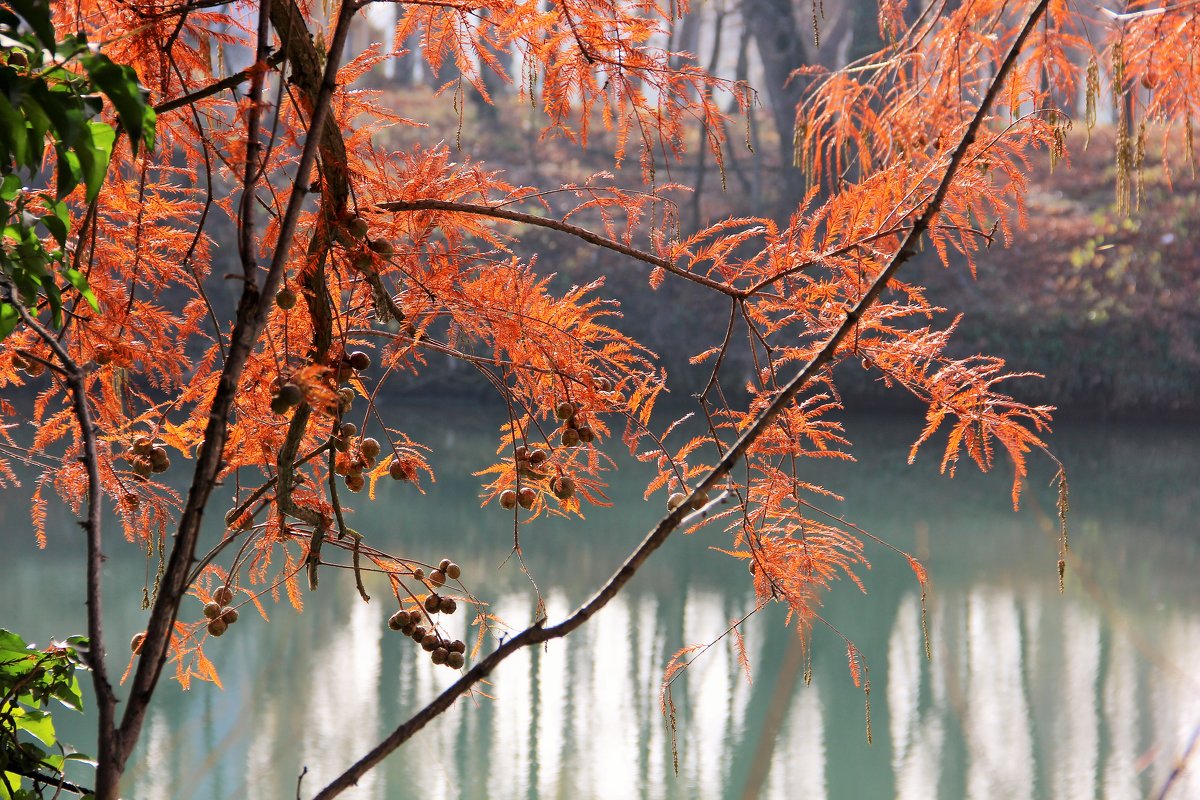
left=741, top=0, right=809, bottom=212
left=740, top=0, right=858, bottom=214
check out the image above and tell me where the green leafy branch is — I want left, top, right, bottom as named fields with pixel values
left=0, top=629, right=94, bottom=799
left=0, top=0, right=156, bottom=340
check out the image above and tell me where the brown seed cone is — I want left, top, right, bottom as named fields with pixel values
left=518, top=487, right=536, bottom=510
left=551, top=476, right=576, bottom=500
left=389, top=458, right=408, bottom=480
left=278, top=382, right=303, bottom=407
left=368, top=238, right=394, bottom=256
left=360, top=437, right=381, bottom=460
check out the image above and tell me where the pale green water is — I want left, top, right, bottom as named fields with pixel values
left=3, top=408, right=1198, bottom=799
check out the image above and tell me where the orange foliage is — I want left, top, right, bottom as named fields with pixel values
left=5, top=0, right=1189, bottom=743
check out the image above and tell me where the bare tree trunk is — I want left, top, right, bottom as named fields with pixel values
left=741, top=0, right=858, bottom=214
left=392, top=29, right=423, bottom=87
left=690, top=3, right=728, bottom=231
left=846, top=0, right=885, bottom=65
left=740, top=0, right=809, bottom=213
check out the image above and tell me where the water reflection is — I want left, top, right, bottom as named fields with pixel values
left=300, top=600, right=384, bottom=798
left=889, top=594, right=941, bottom=800
left=2, top=414, right=1198, bottom=798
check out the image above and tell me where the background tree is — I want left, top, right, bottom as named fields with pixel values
left=2, top=0, right=1195, bottom=796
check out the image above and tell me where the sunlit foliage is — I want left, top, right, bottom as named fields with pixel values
left=2, top=0, right=1194, bottom=793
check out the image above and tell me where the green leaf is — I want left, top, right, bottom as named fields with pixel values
left=6, top=0, right=56, bottom=51
left=0, top=303, right=18, bottom=339
left=0, top=770, right=24, bottom=799
left=13, top=708, right=55, bottom=747
left=63, top=268, right=98, bottom=312
left=83, top=54, right=155, bottom=153
left=0, top=628, right=30, bottom=664
left=19, top=96, right=48, bottom=165
left=0, top=95, right=26, bottom=169
left=63, top=753, right=97, bottom=767
left=49, top=671, right=83, bottom=711
left=43, top=278, right=62, bottom=328
left=78, top=91, right=104, bottom=121
left=30, top=82, right=84, bottom=149
left=43, top=196, right=69, bottom=226
left=0, top=174, right=20, bottom=202
left=14, top=238, right=49, bottom=278
left=55, top=146, right=81, bottom=198
left=74, top=121, right=113, bottom=203
left=40, top=213, right=66, bottom=246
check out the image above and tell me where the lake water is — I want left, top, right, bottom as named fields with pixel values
left=3, top=407, right=1198, bottom=799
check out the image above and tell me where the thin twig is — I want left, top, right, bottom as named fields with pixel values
left=4, top=296, right=116, bottom=781
left=1156, top=721, right=1200, bottom=800
left=154, top=51, right=286, bottom=116
left=8, top=768, right=93, bottom=798
left=378, top=198, right=740, bottom=297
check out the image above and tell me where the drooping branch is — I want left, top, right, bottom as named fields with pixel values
left=113, top=0, right=359, bottom=791
left=238, top=0, right=272, bottom=281
left=267, top=0, right=352, bottom=587
left=4, top=296, right=116, bottom=786
left=314, top=1, right=1052, bottom=795
left=378, top=198, right=742, bottom=297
